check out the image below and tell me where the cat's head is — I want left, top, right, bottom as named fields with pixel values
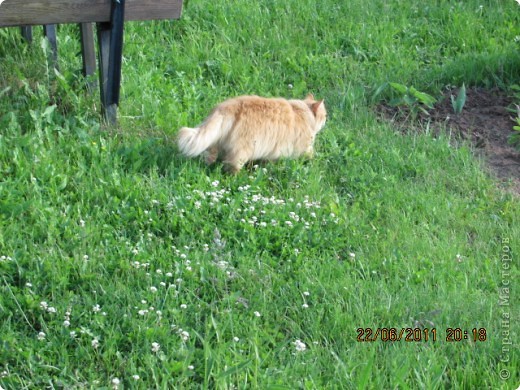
left=305, top=94, right=327, bottom=133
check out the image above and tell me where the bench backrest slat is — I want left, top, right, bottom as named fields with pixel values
left=0, top=0, right=183, bottom=27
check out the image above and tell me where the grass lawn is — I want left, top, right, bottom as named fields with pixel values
left=0, top=0, right=519, bottom=388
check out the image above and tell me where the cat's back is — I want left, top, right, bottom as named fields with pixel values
left=217, top=95, right=293, bottom=116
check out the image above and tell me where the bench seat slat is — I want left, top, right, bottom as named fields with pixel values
left=0, top=0, right=183, bottom=27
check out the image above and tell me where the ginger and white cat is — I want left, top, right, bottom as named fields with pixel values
left=177, top=94, right=327, bottom=173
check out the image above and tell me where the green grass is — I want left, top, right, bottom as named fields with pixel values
left=1, top=0, right=519, bottom=388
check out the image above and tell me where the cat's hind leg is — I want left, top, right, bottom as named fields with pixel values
left=204, top=146, right=219, bottom=165
left=223, top=147, right=252, bottom=174
left=304, top=144, right=315, bottom=159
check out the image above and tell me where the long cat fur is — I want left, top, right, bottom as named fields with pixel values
left=177, top=94, right=327, bottom=173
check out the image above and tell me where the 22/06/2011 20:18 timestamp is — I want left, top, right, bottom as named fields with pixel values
left=356, top=328, right=487, bottom=342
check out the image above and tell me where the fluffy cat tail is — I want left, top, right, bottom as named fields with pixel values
left=177, top=112, right=229, bottom=157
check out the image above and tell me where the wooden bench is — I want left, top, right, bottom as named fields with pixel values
left=0, top=0, right=183, bottom=123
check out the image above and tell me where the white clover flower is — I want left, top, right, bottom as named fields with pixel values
left=150, top=286, right=158, bottom=293
left=132, top=375, right=140, bottom=380
left=151, top=342, right=161, bottom=353
left=293, top=339, right=306, bottom=352
left=180, top=330, right=190, bottom=341
left=111, top=378, right=120, bottom=387
left=302, top=303, right=309, bottom=309
left=303, top=291, right=310, bottom=296
left=37, top=331, right=46, bottom=340
left=47, top=306, right=57, bottom=314
left=63, top=320, right=71, bottom=327
left=70, top=331, right=77, bottom=338
left=92, top=338, right=100, bottom=349
left=233, top=336, right=240, bottom=342
left=79, top=219, right=86, bottom=227
left=187, top=365, right=194, bottom=370
left=92, top=304, right=101, bottom=313
left=26, top=282, right=33, bottom=288
left=83, top=255, right=89, bottom=261
left=349, top=252, right=356, bottom=259
left=40, top=301, right=48, bottom=310
left=254, top=311, right=261, bottom=317
left=289, top=212, right=300, bottom=221
left=180, top=304, right=187, bottom=309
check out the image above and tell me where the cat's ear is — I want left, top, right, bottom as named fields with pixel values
left=311, top=99, right=324, bottom=116
left=306, top=93, right=315, bottom=101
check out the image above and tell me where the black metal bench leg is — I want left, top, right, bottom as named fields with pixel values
left=79, top=23, right=97, bottom=90
left=20, top=26, right=33, bottom=42
left=43, top=24, right=58, bottom=67
left=96, top=0, right=125, bottom=125
left=80, top=23, right=96, bottom=77
left=20, top=25, right=58, bottom=68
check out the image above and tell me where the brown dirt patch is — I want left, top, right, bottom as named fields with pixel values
left=377, top=87, right=520, bottom=195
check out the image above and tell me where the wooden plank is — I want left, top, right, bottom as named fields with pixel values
left=0, top=0, right=182, bottom=27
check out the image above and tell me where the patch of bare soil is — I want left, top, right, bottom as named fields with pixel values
left=378, top=87, right=520, bottom=195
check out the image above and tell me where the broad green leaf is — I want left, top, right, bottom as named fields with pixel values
left=389, top=82, right=408, bottom=94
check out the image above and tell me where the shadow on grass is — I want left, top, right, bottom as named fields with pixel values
left=115, top=137, right=216, bottom=176
left=114, top=136, right=326, bottom=180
